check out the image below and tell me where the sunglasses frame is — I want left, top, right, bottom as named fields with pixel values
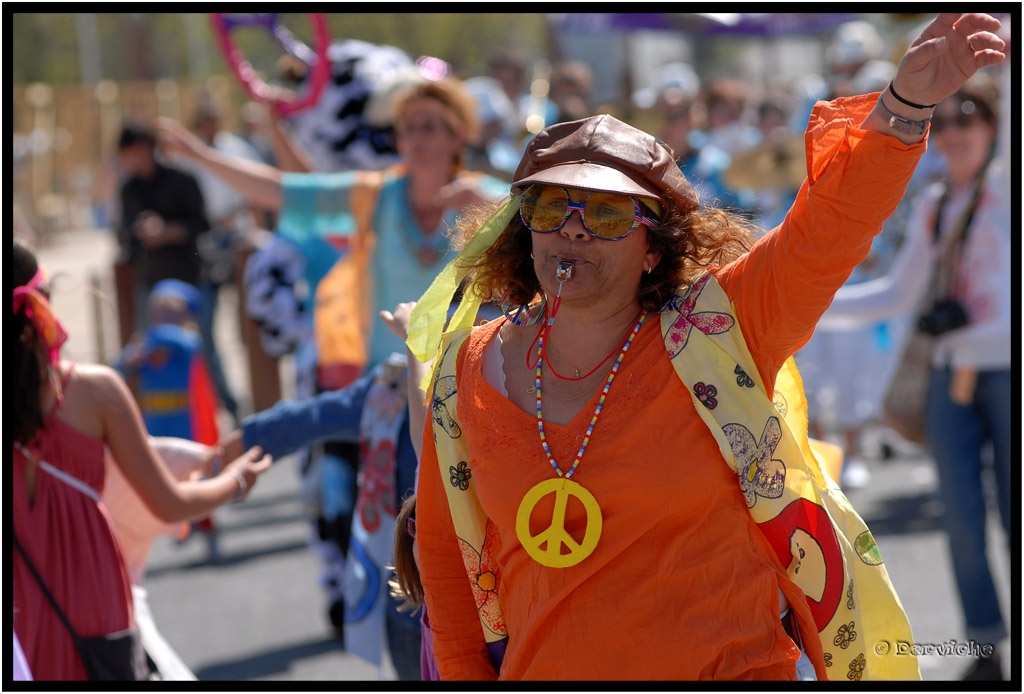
left=519, top=185, right=659, bottom=241
left=930, top=112, right=980, bottom=134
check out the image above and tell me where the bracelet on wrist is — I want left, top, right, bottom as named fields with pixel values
left=888, top=80, right=937, bottom=110
left=878, top=94, right=931, bottom=137
left=231, top=470, right=248, bottom=502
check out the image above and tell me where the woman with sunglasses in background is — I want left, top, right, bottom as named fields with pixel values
left=159, top=77, right=508, bottom=379
left=158, top=77, right=508, bottom=675
left=817, top=41, right=1011, bottom=680
left=405, top=14, right=1004, bottom=681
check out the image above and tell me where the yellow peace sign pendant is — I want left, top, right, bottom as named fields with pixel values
left=516, top=478, right=602, bottom=568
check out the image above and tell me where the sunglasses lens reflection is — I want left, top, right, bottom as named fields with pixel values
left=520, top=186, right=641, bottom=239
left=583, top=192, right=639, bottom=238
left=521, top=186, right=570, bottom=232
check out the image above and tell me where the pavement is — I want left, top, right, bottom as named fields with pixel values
left=35, top=226, right=1016, bottom=684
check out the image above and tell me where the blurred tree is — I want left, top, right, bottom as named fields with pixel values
left=327, top=13, right=550, bottom=74
left=11, top=12, right=550, bottom=85
left=11, top=13, right=81, bottom=83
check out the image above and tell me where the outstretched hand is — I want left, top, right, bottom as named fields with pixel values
left=157, top=117, right=209, bottom=162
left=380, top=302, right=417, bottom=342
left=218, top=429, right=245, bottom=467
left=894, top=13, right=1006, bottom=107
left=223, top=445, right=272, bottom=503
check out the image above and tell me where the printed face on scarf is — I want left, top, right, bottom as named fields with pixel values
left=529, top=186, right=661, bottom=309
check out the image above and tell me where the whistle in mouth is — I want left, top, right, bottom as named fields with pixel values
left=556, top=260, right=575, bottom=282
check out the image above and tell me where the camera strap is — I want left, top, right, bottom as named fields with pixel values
left=930, top=154, right=991, bottom=299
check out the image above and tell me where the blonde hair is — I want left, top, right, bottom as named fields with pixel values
left=393, top=78, right=481, bottom=168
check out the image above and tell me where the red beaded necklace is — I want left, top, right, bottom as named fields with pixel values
left=526, top=306, right=623, bottom=382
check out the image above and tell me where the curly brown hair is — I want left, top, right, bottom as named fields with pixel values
left=448, top=195, right=761, bottom=312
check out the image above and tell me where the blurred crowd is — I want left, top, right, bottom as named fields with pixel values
left=19, top=13, right=1011, bottom=683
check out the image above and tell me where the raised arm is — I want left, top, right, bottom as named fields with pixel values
left=263, top=101, right=320, bottom=173
left=716, top=13, right=1006, bottom=387
left=818, top=194, right=936, bottom=330
left=158, top=117, right=285, bottom=212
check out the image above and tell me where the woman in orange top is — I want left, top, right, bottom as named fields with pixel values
left=413, top=13, right=1005, bottom=681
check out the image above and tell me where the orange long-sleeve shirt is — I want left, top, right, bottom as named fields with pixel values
left=417, top=93, right=924, bottom=681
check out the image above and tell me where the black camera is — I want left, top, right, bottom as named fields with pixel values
left=917, top=298, right=969, bottom=336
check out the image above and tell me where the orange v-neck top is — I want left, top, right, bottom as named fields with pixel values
left=417, top=93, right=924, bottom=680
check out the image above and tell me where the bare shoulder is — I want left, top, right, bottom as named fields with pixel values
left=67, top=362, right=133, bottom=403
left=496, top=318, right=528, bottom=355
left=60, top=362, right=137, bottom=437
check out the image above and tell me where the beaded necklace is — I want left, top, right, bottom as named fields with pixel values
left=524, top=268, right=622, bottom=382
left=401, top=178, right=452, bottom=267
left=516, top=308, right=648, bottom=568
left=525, top=303, right=621, bottom=382
left=535, top=310, right=648, bottom=479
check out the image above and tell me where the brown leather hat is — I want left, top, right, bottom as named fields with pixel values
left=512, top=114, right=698, bottom=215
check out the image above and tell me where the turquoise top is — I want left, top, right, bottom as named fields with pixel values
left=279, top=169, right=509, bottom=367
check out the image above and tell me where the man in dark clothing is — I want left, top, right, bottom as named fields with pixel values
left=117, top=121, right=211, bottom=332
left=116, top=121, right=223, bottom=561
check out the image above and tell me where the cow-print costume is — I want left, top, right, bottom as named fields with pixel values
left=285, top=39, right=416, bottom=173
